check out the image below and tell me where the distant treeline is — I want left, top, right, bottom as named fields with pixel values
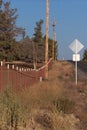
left=0, top=0, right=58, bottom=62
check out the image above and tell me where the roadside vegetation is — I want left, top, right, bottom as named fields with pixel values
left=0, top=61, right=82, bottom=130
left=0, top=0, right=57, bottom=63
left=0, top=0, right=87, bottom=130
left=82, top=49, right=87, bottom=61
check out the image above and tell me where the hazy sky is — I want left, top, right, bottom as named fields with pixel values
left=4, top=0, right=87, bottom=60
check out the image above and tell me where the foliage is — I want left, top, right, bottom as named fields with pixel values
left=82, top=49, right=87, bottom=61
left=52, top=111, right=79, bottom=130
left=55, top=41, right=58, bottom=60
left=33, top=19, right=43, bottom=43
left=35, top=113, right=53, bottom=130
left=33, top=19, right=45, bottom=63
left=0, top=88, right=29, bottom=130
left=32, top=19, right=58, bottom=63
left=19, top=36, right=34, bottom=62
left=0, top=1, right=25, bottom=61
left=53, top=98, right=75, bottom=113
left=0, top=0, right=58, bottom=62
left=43, top=35, right=58, bottom=60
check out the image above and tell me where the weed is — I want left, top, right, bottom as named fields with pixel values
left=53, top=98, right=75, bottom=114
left=35, top=113, right=53, bottom=130
left=0, top=88, right=29, bottom=130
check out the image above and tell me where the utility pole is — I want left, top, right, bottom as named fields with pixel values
left=45, top=0, right=49, bottom=79
left=52, top=18, right=56, bottom=61
left=33, top=42, right=37, bottom=69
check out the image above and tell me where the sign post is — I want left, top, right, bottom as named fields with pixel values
left=69, top=39, right=84, bottom=85
left=73, top=54, right=80, bottom=85
left=75, top=58, right=77, bottom=85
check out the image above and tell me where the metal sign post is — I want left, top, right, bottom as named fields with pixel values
left=75, top=56, right=78, bottom=85
left=73, top=54, right=80, bottom=85
left=69, top=39, right=84, bottom=85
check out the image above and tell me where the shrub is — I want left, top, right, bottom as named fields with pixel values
left=35, top=113, right=53, bottom=130
left=0, top=88, right=29, bottom=130
left=53, top=98, right=75, bottom=113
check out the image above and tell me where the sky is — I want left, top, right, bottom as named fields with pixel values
left=3, top=0, right=87, bottom=60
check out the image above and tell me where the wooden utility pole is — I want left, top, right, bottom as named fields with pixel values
left=33, top=42, right=37, bottom=69
left=52, top=18, right=56, bottom=61
left=45, top=0, right=49, bottom=79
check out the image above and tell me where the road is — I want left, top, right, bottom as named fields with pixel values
left=78, top=61, right=87, bottom=73
left=70, top=61, right=87, bottom=81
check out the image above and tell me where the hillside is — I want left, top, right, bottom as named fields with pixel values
left=22, top=60, right=87, bottom=130
left=1, top=60, right=87, bottom=130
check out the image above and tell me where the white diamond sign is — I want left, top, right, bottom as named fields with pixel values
left=69, top=39, right=84, bottom=53
left=69, top=39, right=84, bottom=85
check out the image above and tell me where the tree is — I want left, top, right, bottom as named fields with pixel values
left=33, top=19, right=44, bottom=64
left=43, top=35, right=58, bottom=60
left=82, top=49, right=87, bottom=61
left=0, top=1, right=25, bottom=61
left=20, top=36, right=33, bottom=62
left=33, top=19, right=43, bottom=43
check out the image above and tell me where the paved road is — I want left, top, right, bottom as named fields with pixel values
left=78, top=61, right=87, bottom=73
left=77, top=61, right=87, bottom=81
left=69, top=60, right=87, bottom=81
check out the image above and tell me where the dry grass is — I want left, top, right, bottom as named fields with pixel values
left=20, top=61, right=72, bottom=110
left=52, top=112, right=79, bottom=130
left=21, top=78, right=63, bottom=111
left=14, top=60, right=87, bottom=130
left=18, top=61, right=81, bottom=130
left=1, top=60, right=87, bottom=130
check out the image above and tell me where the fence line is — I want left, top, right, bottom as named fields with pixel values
left=0, top=58, right=52, bottom=92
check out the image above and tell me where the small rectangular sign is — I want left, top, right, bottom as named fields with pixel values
left=73, top=54, right=80, bottom=61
